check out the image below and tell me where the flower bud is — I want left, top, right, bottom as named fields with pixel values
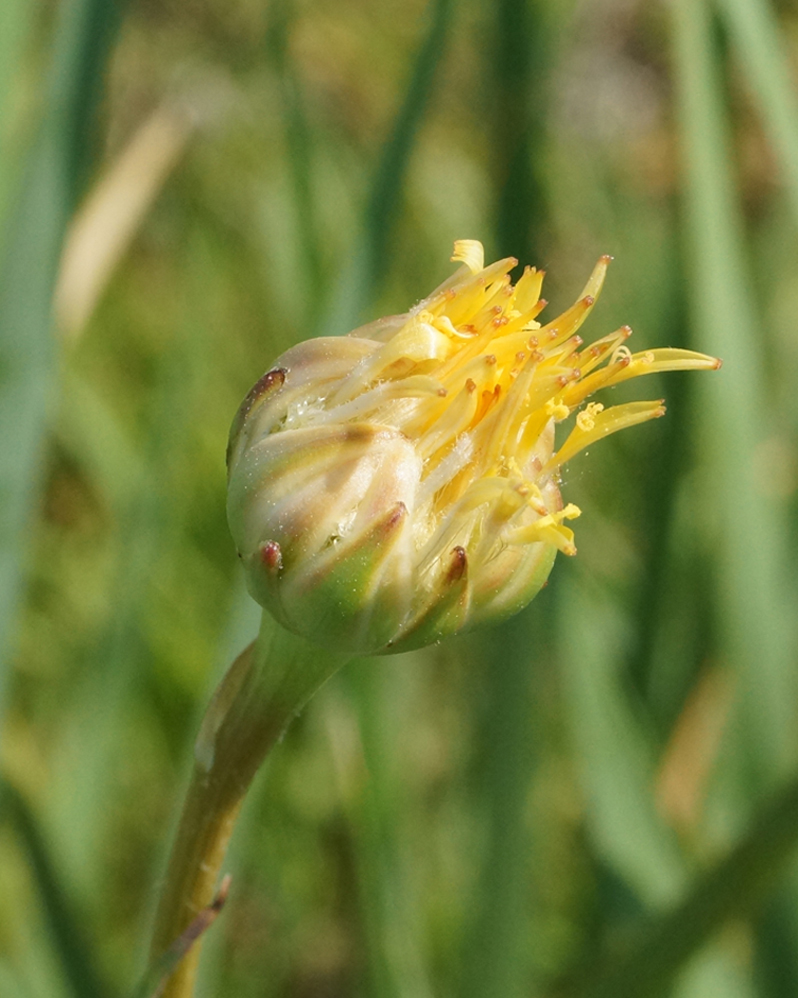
left=227, top=241, right=719, bottom=655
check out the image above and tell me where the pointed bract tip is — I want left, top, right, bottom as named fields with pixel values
left=259, top=540, right=282, bottom=573
left=383, top=502, right=408, bottom=533
left=446, top=546, right=468, bottom=584
left=246, top=368, right=286, bottom=409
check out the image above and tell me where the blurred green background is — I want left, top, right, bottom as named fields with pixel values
left=3, top=0, right=798, bottom=996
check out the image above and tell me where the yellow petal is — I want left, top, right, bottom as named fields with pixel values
left=544, top=400, right=666, bottom=472
left=579, top=254, right=612, bottom=302
left=513, top=266, right=545, bottom=313
left=451, top=239, right=485, bottom=274
left=599, top=348, right=722, bottom=389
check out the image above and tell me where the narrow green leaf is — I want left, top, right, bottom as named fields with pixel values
left=46, top=225, right=230, bottom=900
left=319, top=0, right=455, bottom=335
left=267, top=0, right=325, bottom=325
left=0, top=964, right=33, bottom=998
left=715, top=0, right=798, bottom=227
left=343, top=661, right=435, bottom=998
left=0, top=0, right=36, bottom=236
left=673, top=949, right=754, bottom=998
left=557, top=573, right=687, bottom=908
left=585, top=772, right=798, bottom=998
left=671, top=0, right=797, bottom=779
left=0, top=0, right=126, bottom=732
left=362, top=0, right=453, bottom=290
left=0, top=778, right=110, bottom=998
left=491, top=0, right=550, bottom=267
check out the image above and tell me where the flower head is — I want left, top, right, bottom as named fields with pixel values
left=227, top=241, right=719, bottom=655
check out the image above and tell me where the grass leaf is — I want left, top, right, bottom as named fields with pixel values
left=585, top=773, right=798, bottom=998
left=671, top=0, right=797, bottom=779
left=0, top=0, right=127, bottom=732
left=1, top=778, right=110, bottom=998
left=715, top=0, right=798, bottom=227
left=320, top=0, right=456, bottom=335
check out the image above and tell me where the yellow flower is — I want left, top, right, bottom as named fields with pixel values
left=227, top=240, right=719, bottom=655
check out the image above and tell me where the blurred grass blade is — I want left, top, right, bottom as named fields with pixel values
left=558, top=574, right=686, bottom=908
left=671, top=0, right=796, bottom=778
left=673, top=949, right=754, bottom=998
left=559, top=582, right=753, bottom=998
left=267, top=0, right=325, bottom=325
left=0, top=963, right=36, bottom=998
left=340, top=663, right=435, bottom=998
left=56, top=98, right=197, bottom=339
left=362, top=0, right=452, bottom=291
left=0, top=1, right=36, bottom=235
left=714, top=0, right=798, bottom=226
left=45, top=227, right=223, bottom=903
left=492, top=0, right=549, bottom=266
left=320, top=0, right=455, bottom=334
left=0, top=0, right=126, bottom=730
left=0, top=778, right=110, bottom=998
left=585, top=772, right=798, bottom=998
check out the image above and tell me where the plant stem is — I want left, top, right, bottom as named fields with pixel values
left=149, top=614, right=348, bottom=998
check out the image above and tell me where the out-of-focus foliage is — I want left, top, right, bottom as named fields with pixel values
left=2, top=1, right=798, bottom=996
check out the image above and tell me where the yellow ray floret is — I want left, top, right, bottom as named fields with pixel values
left=451, top=239, right=485, bottom=273
left=544, top=400, right=668, bottom=473
left=324, top=241, right=719, bottom=564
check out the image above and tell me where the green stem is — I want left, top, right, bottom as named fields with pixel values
left=458, top=611, right=539, bottom=998
left=148, top=614, right=348, bottom=998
